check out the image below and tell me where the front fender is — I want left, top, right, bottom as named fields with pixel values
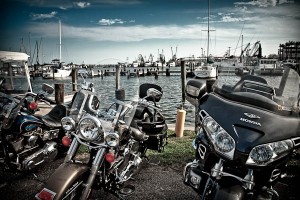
left=212, top=177, right=245, bottom=200
left=42, top=162, right=89, bottom=200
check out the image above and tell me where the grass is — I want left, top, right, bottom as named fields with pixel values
left=146, top=130, right=196, bottom=167
left=77, top=129, right=197, bottom=167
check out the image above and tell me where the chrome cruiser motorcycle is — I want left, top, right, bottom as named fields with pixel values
left=35, top=87, right=163, bottom=200
left=0, top=83, right=68, bottom=171
left=183, top=66, right=300, bottom=200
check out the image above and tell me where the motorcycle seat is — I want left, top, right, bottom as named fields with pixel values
left=41, top=104, right=67, bottom=128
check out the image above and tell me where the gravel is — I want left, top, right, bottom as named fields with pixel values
left=0, top=157, right=299, bottom=200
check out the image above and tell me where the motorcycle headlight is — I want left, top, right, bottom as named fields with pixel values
left=105, top=132, right=119, bottom=147
left=202, top=116, right=235, bottom=160
left=61, top=117, right=76, bottom=131
left=246, top=139, right=294, bottom=166
left=78, top=115, right=104, bottom=141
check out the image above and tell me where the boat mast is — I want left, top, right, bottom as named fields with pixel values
left=207, top=0, right=210, bottom=62
left=59, top=19, right=62, bottom=62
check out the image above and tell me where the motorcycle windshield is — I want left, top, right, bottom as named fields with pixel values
left=98, top=98, right=138, bottom=133
left=69, top=90, right=100, bottom=122
left=213, top=66, right=299, bottom=113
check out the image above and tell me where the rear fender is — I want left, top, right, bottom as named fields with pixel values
left=212, top=177, right=245, bottom=200
left=41, top=162, right=89, bottom=200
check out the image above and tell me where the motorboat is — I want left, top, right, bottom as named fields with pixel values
left=0, top=51, right=32, bottom=95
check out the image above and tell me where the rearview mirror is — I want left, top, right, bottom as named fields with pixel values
left=185, top=79, right=207, bottom=106
left=42, top=83, right=54, bottom=94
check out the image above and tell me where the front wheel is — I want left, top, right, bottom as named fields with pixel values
left=210, top=180, right=245, bottom=200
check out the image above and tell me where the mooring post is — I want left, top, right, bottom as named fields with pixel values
left=55, top=83, right=64, bottom=104
left=72, top=68, right=78, bottom=91
left=180, top=59, right=186, bottom=102
left=115, top=64, right=125, bottom=102
left=116, top=65, right=120, bottom=90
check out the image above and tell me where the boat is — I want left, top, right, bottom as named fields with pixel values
left=193, top=0, right=217, bottom=79
left=0, top=51, right=32, bottom=94
left=42, top=60, right=72, bottom=79
left=43, top=20, right=71, bottom=79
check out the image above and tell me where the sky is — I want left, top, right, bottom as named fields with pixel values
left=0, top=0, right=299, bottom=64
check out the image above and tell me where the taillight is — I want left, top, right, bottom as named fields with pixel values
left=62, top=136, right=71, bottom=147
left=29, top=101, right=38, bottom=110
left=35, top=188, right=56, bottom=200
left=105, top=152, right=115, bottom=163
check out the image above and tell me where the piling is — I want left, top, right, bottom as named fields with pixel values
left=116, top=65, right=120, bottom=90
left=72, top=68, right=78, bottom=91
left=175, top=108, right=186, bottom=137
left=55, top=83, right=64, bottom=104
left=206, top=79, right=216, bottom=93
left=166, top=68, right=170, bottom=76
left=180, top=59, right=186, bottom=102
left=115, top=64, right=125, bottom=102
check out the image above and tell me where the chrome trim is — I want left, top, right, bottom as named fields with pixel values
left=210, top=159, right=255, bottom=190
left=269, top=169, right=281, bottom=182
left=198, top=144, right=206, bottom=160
left=291, top=137, right=300, bottom=147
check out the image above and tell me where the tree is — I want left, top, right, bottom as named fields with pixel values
left=267, top=54, right=278, bottom=59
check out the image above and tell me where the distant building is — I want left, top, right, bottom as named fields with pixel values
left=278, top=41, right=300, bottom=63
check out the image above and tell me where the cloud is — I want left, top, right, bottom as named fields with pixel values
left=234, top=0, right=294, bottom=8
left=59, top=6, right=68, bottom=10
left=74, top=2, right=91, bottom=8
left=16, top=0, right=141, bottom=8
left=98, top=19, right=125, bottom=25
left=31, top=11, right=58, bottom=20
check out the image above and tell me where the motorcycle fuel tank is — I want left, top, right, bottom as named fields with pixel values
left=199, top=94, right=300, bottom=153
left=9, top=113, right=43, bottom=134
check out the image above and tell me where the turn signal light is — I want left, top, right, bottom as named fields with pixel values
left=105, top=152, right=115, bottom=163
left=62, top=136, right=71, bottom=147
left=29, top=101, right=38, bottom=110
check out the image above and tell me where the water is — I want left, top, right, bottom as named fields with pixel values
left=31, top=75, right=196, bottom=126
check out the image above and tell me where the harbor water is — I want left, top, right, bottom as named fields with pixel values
left=31, top=75, right=197, bottom=127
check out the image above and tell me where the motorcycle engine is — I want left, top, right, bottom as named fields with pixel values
left=22, top=141, right=58, bottom=170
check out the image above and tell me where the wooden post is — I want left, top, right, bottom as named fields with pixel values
left=116, top=65, right=120, bottom=90
left=180, top=59, right=186, bottom=102
left=55, top=83, right=64, bottom=104
left=166, top=68, right=170, bottom=76
left=72, top=68, right=78, bottom=91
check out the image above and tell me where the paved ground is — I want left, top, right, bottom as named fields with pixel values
left=0, top=155, right=299, bottom=200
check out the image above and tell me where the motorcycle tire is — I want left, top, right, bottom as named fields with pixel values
left=211, top=182, right=245, bottom=200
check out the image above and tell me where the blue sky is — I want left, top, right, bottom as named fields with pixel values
left=0, top=0, right=299, bottom=64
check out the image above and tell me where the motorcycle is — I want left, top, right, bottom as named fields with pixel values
left=35, top=85, right=164, bottom=200
left=0, top=83, right=69, bottom=171
left=183, top=66, right=300, bottom=199
left=133, top=83, right=168, bottom=152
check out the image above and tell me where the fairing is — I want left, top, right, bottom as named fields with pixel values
left=200, top=94, right=300, bottom=153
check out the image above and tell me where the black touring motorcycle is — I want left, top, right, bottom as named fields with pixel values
left=35, top=83, right=167, bottom=200
left=183, top=66, right=300, bottom=199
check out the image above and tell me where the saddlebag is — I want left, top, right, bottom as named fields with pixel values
left=138, top=119, right=168, bottom=151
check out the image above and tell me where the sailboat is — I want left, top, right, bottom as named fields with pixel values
left=43, top=20, right=72, bottom=79
left=193, top=0, right=217, bottom=79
